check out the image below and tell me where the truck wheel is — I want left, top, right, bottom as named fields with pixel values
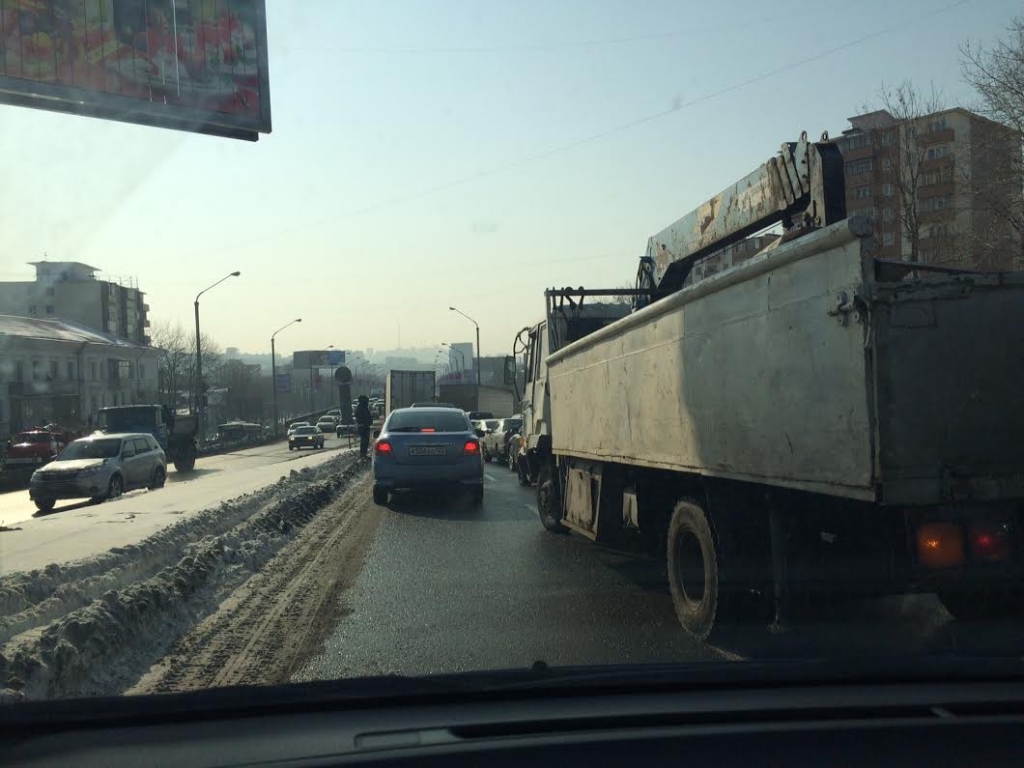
left=173, top=444, right=196, bottom=472
left=149, top=466, right=166, bottom=490
left=537, top=464, right=567, bottom=534
left=937, top=589, right=1021, bottom=621
left=34, top=498, right=55, bottom=512
left=668, top=499, right=725, bottom=641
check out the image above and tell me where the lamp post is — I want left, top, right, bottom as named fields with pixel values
left=194, top=271, right=240, bottom=440
left=449, top=307, right=480, bottom=409
left=270, top=318, right=301, bottom=437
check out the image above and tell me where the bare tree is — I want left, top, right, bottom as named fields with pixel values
left=149, top=320, right=190, bottom=409
left=961, top=17, right=1024, bottom=266
left=861, top=81, right=948, bottom=265
left=150, top=320, right=224, bottom=410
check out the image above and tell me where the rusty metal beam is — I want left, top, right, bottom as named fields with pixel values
left=645, top=132, right=846, bottom=298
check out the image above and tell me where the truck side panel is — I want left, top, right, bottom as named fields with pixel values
left=385, top=370, right=437, bottom=415
left=547, top=220, right=877, bottom=499
left=873, top=274, right=1024, bottom=505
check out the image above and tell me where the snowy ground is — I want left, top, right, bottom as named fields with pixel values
left=0, top=439, right=368, bottom=701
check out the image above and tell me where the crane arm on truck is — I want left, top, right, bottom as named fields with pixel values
left=639, top=131, right=847, bottom=303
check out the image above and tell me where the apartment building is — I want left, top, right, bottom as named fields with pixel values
left=836, top=108, right=1022, bottom=271
left=0, top=261, right=151, bottom=343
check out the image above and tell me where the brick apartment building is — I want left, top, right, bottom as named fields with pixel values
left=836, top=108, right=1022, bottom=271
left=0, top=261, right=151, bottom=344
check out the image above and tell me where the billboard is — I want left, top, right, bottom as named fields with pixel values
left=327, top=349, right=345, bottom=366
left=0, top=0, right=271, bottom=141
left=292, top=349, right=330, bottom=368
left=275, top=372, right=290, bottom=393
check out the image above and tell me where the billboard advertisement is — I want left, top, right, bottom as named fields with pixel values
left=0, top=0, right=271, bottom=141
left=327, top=349, right=345, bottom=366
left=274, top=372, right=290, bottom=393
left=292, top=349, right=330, bottom=369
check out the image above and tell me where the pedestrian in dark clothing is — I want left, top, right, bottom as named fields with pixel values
left=355, top=396, right=373, bottom=457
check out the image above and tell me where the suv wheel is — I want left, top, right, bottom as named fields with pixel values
left=149, top=466, right=166, bottom=490
left=107, top=475, right=123, bottom=500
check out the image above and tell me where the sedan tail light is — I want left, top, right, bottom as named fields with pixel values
left=374, top=440, right=393, bottom=455
left=463, top=440, right=480, bottom=455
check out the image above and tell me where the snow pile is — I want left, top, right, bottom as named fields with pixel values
left=0, top=457, right=366, bottom=700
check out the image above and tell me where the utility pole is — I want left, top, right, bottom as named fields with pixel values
left=270, top=318, right=301, bottom=437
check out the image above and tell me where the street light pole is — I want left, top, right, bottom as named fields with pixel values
left=271, top=318, right=302, bottom=437
left=194, top=271, right=240, bottom=441
left=449, top=307, right=480, bottom=410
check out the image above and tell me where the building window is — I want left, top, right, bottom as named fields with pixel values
left=882, top=184, right=895, bottom=198
left=67, top=361, right=75, bottom=380
left=45, top=287, right=54, bottom=296
left=91, top=395, right=98, bottom=414
left=920, top=195, right=952, bottom=213
left=926, top=145, right=951, bottom=160
left=139, top=364, right=146, bottom=380
left=882, top=157, right=893, bottom=171
left=90, top=361, right=98, bottom=381
left=15, top=360, right=24, bottom=382
left=853, top=185, right=873, bottom=200
left=927, top=117, right=948, bottom=132
left=45, top=305, right=54, bottom=315
left=881, top=132, right=894, bottom=146
left=883, top=232, right=895, bottom=246
left=842, top=133, right=869, bottom=151
left=49, top=361, right=58, bottom=379
left=845, top=158, right=874, bottom=176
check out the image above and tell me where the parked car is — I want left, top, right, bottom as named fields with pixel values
left=316, top=416, right=338, bottom=433
left=289, top=425, right=325, bottom=450
left=286, top=421, right=310, bottom=437
left=481, top=416, right=522, bottom=464
left=28, top=433, right=167, bottom=511
left=371, top=407, right=483, bottom=506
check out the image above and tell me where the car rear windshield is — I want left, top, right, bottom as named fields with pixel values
left=483, top=420, right=500, bottom=430
left=59, top=439, right=121, bottom=460
left=387, top=411, right=470, bottom=433
left=16, top=433, right=51, bottom=444
left=294, top=427, right=317, bottom=434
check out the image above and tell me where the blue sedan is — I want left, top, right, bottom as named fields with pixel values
left=371, top=407, right=484, bottom=506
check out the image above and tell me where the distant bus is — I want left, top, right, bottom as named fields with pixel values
left=217, top=422, right=264, bottom=444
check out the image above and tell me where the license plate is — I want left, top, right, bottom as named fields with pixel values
left=409, top=446, right=446, bottom=457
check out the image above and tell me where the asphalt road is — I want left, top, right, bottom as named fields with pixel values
left=296, top=461, right=1024, bottom=677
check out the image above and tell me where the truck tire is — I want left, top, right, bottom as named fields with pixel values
left=667, top=499, right=726, bottom=641
left=537, top=464, right=567, bottom=534
left=173, top=444, right=197, bottom=472
left=937, top=589, right=1021, bottom=621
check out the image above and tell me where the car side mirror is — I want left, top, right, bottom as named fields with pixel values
left=503, top=355, right=516, bottom=386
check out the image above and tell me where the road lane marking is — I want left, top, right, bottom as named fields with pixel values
left=484, top=473, right=497, bottom=483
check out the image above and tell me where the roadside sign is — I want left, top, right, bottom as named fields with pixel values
left=334, top=366, right=352, bottom=384
left=293, top=350, right=331, bottom=368
left=275, top=373, right=291, bottom=393
left=0, top=0, right=271, bottom=141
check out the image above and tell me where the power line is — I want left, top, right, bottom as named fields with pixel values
left=191, top=0, right=971, bottom=257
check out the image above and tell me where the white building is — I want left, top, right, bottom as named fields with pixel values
left=0, top=315, right=160, bottom=439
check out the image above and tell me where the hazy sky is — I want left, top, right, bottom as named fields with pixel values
left=0, top=0, right=1018, bottom=356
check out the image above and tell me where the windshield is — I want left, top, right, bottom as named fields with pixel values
left=98, top=409, right=156, bottom=432
left=15, top=433, right=51, bottom=444
left=2, top=0, right=1024, bottom=722
left=387, top=410, right=471, bottom=433
left=58, top=439, right=121, bottom=461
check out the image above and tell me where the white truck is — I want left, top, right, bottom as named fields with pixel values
left=515, top=133, right=1024, bottom=639
left=384, top=370, right=437, bottom=416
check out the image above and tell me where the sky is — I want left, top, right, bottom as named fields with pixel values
left=0, top=0, right=1019, bottom=357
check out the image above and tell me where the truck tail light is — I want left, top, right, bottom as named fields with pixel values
left=968, top=521, right=1012, bottom=562
left=916, top=523, right=965, bottom=569
left=374, top=440, right=392, bottom=456
left=463, top=440, right=480, bottom=455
